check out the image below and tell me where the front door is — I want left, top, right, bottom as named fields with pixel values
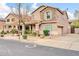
left=25, top=25, right=29, bottom=30
left=18, top=25, right=22, bottom=31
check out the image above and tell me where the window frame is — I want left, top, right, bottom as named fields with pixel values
left=7, top=19, right=10, bottom=22
left=44, top=10, right=53, bottom=20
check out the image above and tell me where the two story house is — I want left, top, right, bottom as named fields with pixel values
left=31, top=5, right=70, bottom=35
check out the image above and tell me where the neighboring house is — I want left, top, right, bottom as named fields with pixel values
left=4, top=13, right=20, bottom=33
left=31, top=5, right=70, bottom=35
left=4, top=13, right=31, bottom=34
left=0, top=19, right=5, bottom=32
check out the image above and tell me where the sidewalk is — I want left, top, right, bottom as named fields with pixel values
left=0, top=34, right=79, bottom=51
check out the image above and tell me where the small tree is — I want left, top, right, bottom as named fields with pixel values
left=71, top=20, right=79, bottom=28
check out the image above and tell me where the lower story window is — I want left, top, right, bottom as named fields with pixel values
left=44, top=24, right=53, bottom=31
left=8, top=25, right=12, bottom=28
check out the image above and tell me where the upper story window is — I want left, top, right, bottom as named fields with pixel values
left=44, top=11, right=52, bottom=20
left=7, top=19, right=10, bottom=22
left=12, top=18, right=15, bottom=22
left=46, top=12, right=51, bottom=19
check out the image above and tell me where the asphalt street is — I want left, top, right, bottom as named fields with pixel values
left=0, top=39, right=79, bottom=56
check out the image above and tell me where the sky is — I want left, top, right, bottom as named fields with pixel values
left=0, top=3, right=79, bottom=19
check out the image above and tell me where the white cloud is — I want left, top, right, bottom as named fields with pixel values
left=32, top=3, right=38, bottom=9
left=67, top=11, right=75, bottom=20
left=0, top=3, right=10, bottom=18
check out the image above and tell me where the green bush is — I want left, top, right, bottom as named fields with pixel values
left=0, top=30, right=5, bottom=34
left=43, top=30, right=49, bottom=36
left=22, top=30, right=31, bottom=39
left=0, top=30, right=5, bottom=37
left=24, top=30, right=28, bottom=34
left=24, top=30, right=32, bottom=34
left=22, top=34, right=27, bottom=39
left=10, top=29, right=18, bottom=34
left=24, top=30, right=31, bottom=34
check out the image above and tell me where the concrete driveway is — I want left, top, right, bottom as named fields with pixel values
left=26, top=34, right=79, bottom=51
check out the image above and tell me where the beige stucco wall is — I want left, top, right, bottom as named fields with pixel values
left=39, top=23, right=58, bottom=35
left=54, top=9, right=70, bottom=34
left=32, top=6, right=46, bottom=21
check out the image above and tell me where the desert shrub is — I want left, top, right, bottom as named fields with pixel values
left=0, top=30, right=5, bottom=37
left=43, top=30, right=49, bottom=36
left=7, top=31, right=9, bottom=33
left=22, top=34, right=27, bottom=39
left=24, top=30, right=28, bottom=34
left=0, top=30, right=6, bottom=34
left=24, top=30, right=32, bottom=34
left=10, top=29, right=18, bottom=34
left=22, top=30, right=30, bottom=39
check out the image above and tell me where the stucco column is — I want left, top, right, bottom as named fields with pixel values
left=6, top=25, right=8, bottom=32
left=29, top=25, right=31, bottom=31
left=35, top=23, right=40, bottom=35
